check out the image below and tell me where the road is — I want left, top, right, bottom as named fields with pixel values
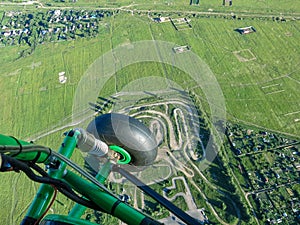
left=1, top=0, right=300, bottom=21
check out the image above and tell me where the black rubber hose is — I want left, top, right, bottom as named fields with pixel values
left=1, top=155, right=103, bottom=211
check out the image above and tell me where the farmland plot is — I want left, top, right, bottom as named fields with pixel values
left=0, top=6, right=299, bottom=224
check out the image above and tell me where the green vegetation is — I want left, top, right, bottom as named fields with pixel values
left=0, top=9, right=113, bottom=55
left=225, top=122, right=300, bottom=224
left=34, top=0, right=300, bottom=14
left=0, top=1, right=300, bottom=224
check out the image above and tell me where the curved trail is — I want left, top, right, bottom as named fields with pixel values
left=26, top=95, right=241, bottom=224
left=128, top=99, right=241, bottom=225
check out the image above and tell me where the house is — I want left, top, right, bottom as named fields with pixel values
left=54, top=10, right=61, bottom=17
left=3, top=31, right=11, bottom=37
left=23, top=28, right=29, bottom=34
left=41, top=30, right=48, bottom=35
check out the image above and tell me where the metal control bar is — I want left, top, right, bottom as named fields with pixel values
left=112, top=165, right=202, bottom=225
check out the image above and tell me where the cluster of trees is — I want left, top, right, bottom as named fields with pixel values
left=227, top=124, right=285, bottom=155
left=225, top=123, right=300, bottom=224
left=188, top=90, right=211, bottom=157
left=0, top=9, right=113, bottom=54
left=252, top=186, right=299, bottom=224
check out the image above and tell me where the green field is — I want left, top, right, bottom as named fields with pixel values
left=2, top=11, right=299, bottom=139
left=0, top=1, right=300, bottom=224
left=33, top=0, right=300, bottom=14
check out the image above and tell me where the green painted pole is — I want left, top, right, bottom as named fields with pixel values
left=20, top=130, right=80, bottom=224
left=64, top=170, right=151, bottom=225
left=68, top=160, right=112, bottom=218
left=68, top=202, right=88, bottom=219
left=0, top=134, right=49, bottom=162
left=96, top=159, right=112, bottom=183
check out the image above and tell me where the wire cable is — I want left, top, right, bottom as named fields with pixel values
left=1, top=154, right=103, bottom=211
left=0, top=146, right=120, bottom=200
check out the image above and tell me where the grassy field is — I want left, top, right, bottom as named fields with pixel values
left=35, top=0, right=300, bottom=14
left=0, top=1, right=300, bottom=224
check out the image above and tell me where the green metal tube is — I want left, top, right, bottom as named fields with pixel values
left=21, top=130, right=80, bottom=222
left=68, top=203, right=88, bottom=218
left=49, top=130, right=80, bottom=179
left=64, top=170, right=146, bottom=225
left=42, top=214, right=98, bottom=225
left=68, top=160, right=112, bottom=218
left=0, top=134, right=31, bottom=146
left=21, top=181, right=54, bottom=221
left=96, top=160, right=112, bottom=183
left=0, top=134, right=49, bottom=162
